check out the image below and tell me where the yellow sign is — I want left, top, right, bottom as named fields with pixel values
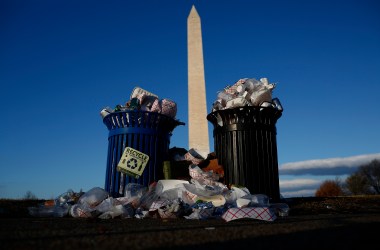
left=117, top=147, right=149, bottom=179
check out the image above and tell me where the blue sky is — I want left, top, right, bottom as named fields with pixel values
left=1, top=0, right=379, bottom=199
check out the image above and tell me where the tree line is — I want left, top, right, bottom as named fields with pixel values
left=315, top=159, right=380, bottom=197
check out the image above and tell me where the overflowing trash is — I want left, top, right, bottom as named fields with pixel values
left=28, top=189, right=83, bottom=217
left=28, top=150, right=289, bottom=222
left=28, top=84, right=289, bottom=221
left=101, top=86, right=184, bottom=196
left=211, top=78, right=283, bottom=112
left=208, top=78, right=284, bottom=201
left=100, top=86, right=178, bottom=119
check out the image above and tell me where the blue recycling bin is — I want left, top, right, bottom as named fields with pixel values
left=103, top=110, right=184, bottom=197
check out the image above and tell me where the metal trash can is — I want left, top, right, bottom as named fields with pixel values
left=103, top=110, right=184, bottom=197
left=207, top=106, right=282, bottom=201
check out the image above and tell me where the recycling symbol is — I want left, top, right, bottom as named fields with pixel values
left=117, top=147, right=149, bottom=179
left=127, top=158, right=138, bottom=169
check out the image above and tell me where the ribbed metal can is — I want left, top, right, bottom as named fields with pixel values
left=102, top=110, right=184, bottom=197
left=207, top=106, right=283, bottom=201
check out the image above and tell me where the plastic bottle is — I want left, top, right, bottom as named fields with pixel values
left=100, top=107, right=113, bottom=119
left=270, top=203, right=289, bottom=217
left=242, top=194, right=270, bottom=207
left=272, top=98, right=283, bottom=111
left=212, top=100, right=224, bottom=111
left=77, top=187, right=109, bottom=209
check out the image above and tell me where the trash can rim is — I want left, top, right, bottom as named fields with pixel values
left=207, top=106, right=282, bottom=121
left=103, top=110, right=185, bottom=126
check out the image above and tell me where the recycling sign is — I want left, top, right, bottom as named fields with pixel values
left=117, top=147, right=149, bottom=179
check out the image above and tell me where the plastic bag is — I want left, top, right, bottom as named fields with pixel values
left=77, top=187, right=109, bottom=209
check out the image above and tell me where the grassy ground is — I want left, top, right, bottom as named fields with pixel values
left=284, top=195, right=380, bottom=215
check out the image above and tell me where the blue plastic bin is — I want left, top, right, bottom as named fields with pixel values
left=103, top=110, right=184, bottom=197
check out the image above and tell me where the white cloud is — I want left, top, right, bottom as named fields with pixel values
left=281, top=189, right=316, bottom=198
left=279, top=178, right=323, bottom=198
left=280, top=178, right=322, bottom=192
left=279, top=153, right=380, bottom=175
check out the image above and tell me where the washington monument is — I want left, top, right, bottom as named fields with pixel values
left=187, top=5, right=210, bottom=155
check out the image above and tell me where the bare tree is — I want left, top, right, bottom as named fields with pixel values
left=23, top=191, right=37, bottom=200
left=345, top=159, right=380, bottom=195
left=358, top=159, right=380, bottom=194
left=345, top=172, right=372, bottom=195
left=315, top=179, right=344, bottom=197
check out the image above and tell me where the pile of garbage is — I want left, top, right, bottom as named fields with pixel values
left=29, top=84, right=288, bottom=221
left=29, top=151, right=289, bottom=222
left=100, top=87, right=178, bottom=119
left=211, top=78, right=283, bottom=112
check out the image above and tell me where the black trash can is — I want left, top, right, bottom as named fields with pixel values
left=103, top=110, right=184, bottom=197
left=207, top=106, right=282, bottom=201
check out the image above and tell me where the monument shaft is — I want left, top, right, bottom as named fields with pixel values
left=187, top=6, right=210, bottom=155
